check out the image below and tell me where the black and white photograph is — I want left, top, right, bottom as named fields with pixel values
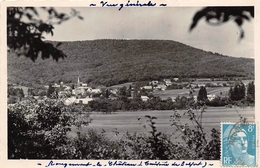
left=1, top=1, right=258, bottom=167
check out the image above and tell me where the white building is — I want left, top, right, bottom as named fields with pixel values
left=141, top=86, right=153, bottom=90
left=198, top=84, right=206, bottom=87
left=74, top=86, right=92, bottom=95
left=141, top=96, right=149, bottom=102
left=207, top=94, right=216, bottom=101
left=155, top=84, right=167, bottom=91
left=91, top=88, right=101, bottom=94
left=64, top=96, right=93, bottom=105
left=149, top=80, right=159, bottom=86
left=164, top=79, right=172, bottom=86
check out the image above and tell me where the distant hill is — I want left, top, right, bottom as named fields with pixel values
left=8, top=39, right=254, bottom=87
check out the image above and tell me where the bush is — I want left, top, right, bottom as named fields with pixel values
left=206, top=96, right=229, bottom=107
left=72, top=129, right=122, bottom=159
left=119, top=116, right=177, bottom=160
left=170, top=103, right=220, bottom=159
left=8, top=98, right=90, bottom=159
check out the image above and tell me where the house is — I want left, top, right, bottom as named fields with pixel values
left=149, top=80, right=159, bottom=86
left=141, top=96, right=149, bottom=102
left=207, top=94, right=216, bottom=101
left=186, top=83, right=197, bottom=89
left=190, top=83, right=197, bottom=88
left=164, top=79, right=172, bottom=86
left=90, top=88, right=101, bottom=94
left=110, top=88, right=118, bottom=95
left=141, top=86, right=153, bottom=90
left=77, top=77, right=88, bottom=87
left=75, top=98, right=93, bottom=104
left=211, top=83, right=218, bottom=87
left=193, top=95, right=197, bottom=102
left=64, top=96, right=93, bottom=105
left=155, top=84, right=167, bottom=91
left=74, top=86, right=92, bottom=95
left=52, top=83, right=60, bottom=88
left=64, top=96, right=77, bottom=105
left=58, top=90, right=71, bottom=98
left=64, top=86, right=72, bottom=91
left=198, top=84, right=206, bottom=87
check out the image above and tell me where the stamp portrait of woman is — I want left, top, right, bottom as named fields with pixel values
left=222, top=124, right=256, bottom=166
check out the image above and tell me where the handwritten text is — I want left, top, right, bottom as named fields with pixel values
left=91, top=0, right=166, bottom=11
left=43, top=160, right=214, bottom=168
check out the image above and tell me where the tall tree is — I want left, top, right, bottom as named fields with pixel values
left=105, top=89, right=109, bottom=98
left=246, top=81, right=255, bottom=103
left=47, top=84, right=55, bottom=98
left=229, top=82, right=246, bottom=101
left=197, top=86, right=208, bottom=101
left=238, top=83, right=246, bottom=100
left=229, top=87, right=234, bottom=100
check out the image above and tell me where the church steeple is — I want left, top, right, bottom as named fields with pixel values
left=77, top=77, right=80, bottom=87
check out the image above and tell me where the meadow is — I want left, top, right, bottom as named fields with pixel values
left=153, top=87, right=230, bottom=100
left=74, top=106, right=255, bottom=140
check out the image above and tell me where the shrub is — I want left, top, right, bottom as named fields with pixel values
left=170, top=103, right=220, bottom=159
left=8, top=98, right=90, bottom=159
left=118, top=116, right=177, bottom=160
left=72, top=129, right=122, bottom=159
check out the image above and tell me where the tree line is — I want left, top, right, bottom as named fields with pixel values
left=197, top=81, right=255, bottom=107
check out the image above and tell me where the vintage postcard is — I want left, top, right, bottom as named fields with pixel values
left=1, top=0, right=259, bottom=168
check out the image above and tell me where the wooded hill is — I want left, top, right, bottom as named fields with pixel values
left=8, top=39, right=254, bottom=87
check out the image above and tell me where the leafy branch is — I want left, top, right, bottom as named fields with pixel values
left=190, top=7, right=254, bottom=39
left=170, top=101, right=219, bottom=159
left=7, top=7, right=83, bottom=61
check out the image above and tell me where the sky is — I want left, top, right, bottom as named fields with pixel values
left=44, top=7, right=254, bottom=58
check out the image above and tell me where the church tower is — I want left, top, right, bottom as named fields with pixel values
left=77, top=77, right=80, bottom=87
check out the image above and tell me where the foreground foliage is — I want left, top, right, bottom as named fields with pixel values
left=8, top=98, right=91, bottom=159
left=8, top=97, right=221, bottom=159
left=7, top=7, right=83, bottom=61
left=190, top=7, right=254, bottom=39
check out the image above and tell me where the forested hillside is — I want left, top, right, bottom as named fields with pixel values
left=8, top=39, right=254, bottom=87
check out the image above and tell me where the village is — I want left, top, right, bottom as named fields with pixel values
left=8, top=76, right=252, bottom=108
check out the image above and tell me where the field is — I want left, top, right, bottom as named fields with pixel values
left=153, top=87, right=230, bottom=100
left=73, top=107, right=255, bottom=140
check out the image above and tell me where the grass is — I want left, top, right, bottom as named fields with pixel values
left=71, top=106, right=255, bottom=140
left=153, top=87, right=230, bottom=100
